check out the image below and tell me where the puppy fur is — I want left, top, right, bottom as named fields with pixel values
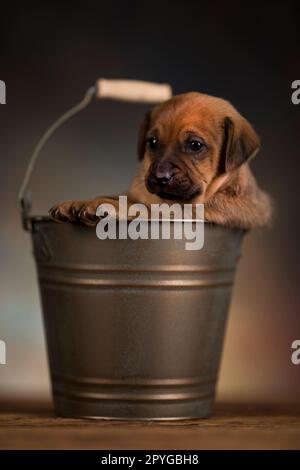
left=50, top=92, right=272, bottom=230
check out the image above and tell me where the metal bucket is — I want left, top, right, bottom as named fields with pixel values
left=30, top=217, right=244, bottom=420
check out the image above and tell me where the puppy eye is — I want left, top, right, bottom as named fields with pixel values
left=147, top=137, right=159, bottom=150
left=187, top=139, right=204, bottom=152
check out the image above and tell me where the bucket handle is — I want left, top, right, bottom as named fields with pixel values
left=18, top=79, right=172, bottom=231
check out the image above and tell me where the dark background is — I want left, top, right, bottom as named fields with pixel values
left=0, top=1, right=299, bottom=402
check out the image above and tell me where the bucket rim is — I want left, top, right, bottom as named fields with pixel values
left=28, top=215, right=247, bottom=234
left=29, top=215, right=207, bottom=223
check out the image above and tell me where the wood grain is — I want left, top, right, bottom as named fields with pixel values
left=0, top=403, right=299, bottom=450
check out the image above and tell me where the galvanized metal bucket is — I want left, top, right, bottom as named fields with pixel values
left=19, top=80, right=245, bottom=419
left=28, top=218, right=243, bottom=419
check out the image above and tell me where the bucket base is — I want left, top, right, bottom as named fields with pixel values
left=53, top=396, right=213, bottom=421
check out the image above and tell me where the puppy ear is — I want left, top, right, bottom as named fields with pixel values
left=137, top=110, right=152, bottom=160
left=222, top=115, right=260, bottom=172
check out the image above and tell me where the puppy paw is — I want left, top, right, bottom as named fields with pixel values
left=50, top=198, right=119, bottom=226
left=78, top=201, right=100, bottom=226
left=49, top=200, right=86, bottom=223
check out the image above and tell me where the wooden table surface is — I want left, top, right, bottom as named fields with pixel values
left=0, top=402, right=300, bottom=450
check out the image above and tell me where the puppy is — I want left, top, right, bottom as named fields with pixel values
left=50, top=92, right=271, bottom=229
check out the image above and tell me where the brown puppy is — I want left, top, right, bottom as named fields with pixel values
left=50, top=92, right=271, bottom=229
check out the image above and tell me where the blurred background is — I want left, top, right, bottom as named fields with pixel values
left=0, top=0, right=299, bottom=405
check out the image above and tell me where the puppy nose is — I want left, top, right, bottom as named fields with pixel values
left=155, top=166, right=174, bottom=184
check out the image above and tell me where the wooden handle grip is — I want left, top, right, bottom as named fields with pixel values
left=96, top=79, right=172, bottom=103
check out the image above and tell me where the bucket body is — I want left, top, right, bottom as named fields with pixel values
left=31, top=219, right=244, bottom=420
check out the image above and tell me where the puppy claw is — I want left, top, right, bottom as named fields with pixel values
left=49, top=201, right=77, bottom=223
left=79, top=208, right=99, bottom=226
left=70, top=206, right=79, bottom=221
left=56, top=213, right=69, bottom=222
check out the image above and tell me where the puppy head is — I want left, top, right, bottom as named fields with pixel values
left=138, top=92, right=260, bottom=201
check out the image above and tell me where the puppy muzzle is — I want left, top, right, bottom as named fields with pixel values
left=146, top=171, right=202, bottom=200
